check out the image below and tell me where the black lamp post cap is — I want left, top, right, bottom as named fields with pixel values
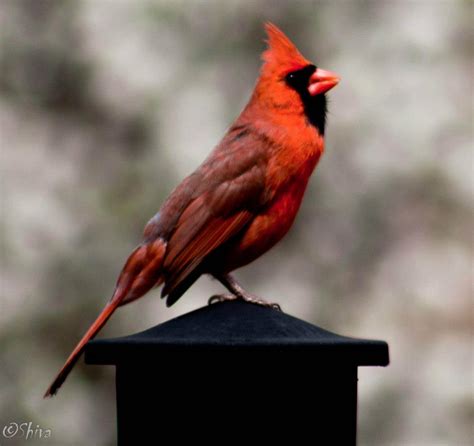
left=85, top=300, right=389, bottom=367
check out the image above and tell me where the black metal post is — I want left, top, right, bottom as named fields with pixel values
left=85, top=301, right=389, bottom=445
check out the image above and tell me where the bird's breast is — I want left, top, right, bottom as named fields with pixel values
left=265, top=122, right=324, bottom=189
left=217, top=150, right=321, bottom=273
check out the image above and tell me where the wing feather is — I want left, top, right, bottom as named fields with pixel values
left=153, top=124, right=273, bottom=304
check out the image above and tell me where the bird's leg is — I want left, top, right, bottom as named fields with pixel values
left=208, top=273, right=281, bottom=311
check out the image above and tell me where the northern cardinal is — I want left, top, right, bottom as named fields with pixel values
left=45, top=23, right=339, bottom=397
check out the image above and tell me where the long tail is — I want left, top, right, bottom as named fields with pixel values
left=43, top=300, right=120, bottom=397
left=44, top=239, right=166, bottom=398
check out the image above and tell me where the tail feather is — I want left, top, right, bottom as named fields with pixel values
left=44, top=238, right=166, bottom=398
left=43, top=301, right=119, bottom=397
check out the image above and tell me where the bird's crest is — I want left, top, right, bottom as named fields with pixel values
left=262, top=23, right=311, bottom=74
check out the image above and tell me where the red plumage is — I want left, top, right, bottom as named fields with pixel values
left=44, top=22, right=339, bottom=397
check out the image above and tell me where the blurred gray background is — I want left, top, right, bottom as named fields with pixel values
left=0, top=1, right=472, bottom=445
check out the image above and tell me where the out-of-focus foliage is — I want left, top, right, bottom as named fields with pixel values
left=0, top=1, right=471, bottom=445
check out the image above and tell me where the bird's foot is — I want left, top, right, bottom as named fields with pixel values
left=236, top=291, right=281, bottom=311
left=208, top=292, right=281, bottom=311
left=208, top=293, right=238, bottom=305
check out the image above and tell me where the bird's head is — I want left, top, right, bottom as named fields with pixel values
left=254, top=23, right=340, bottom=135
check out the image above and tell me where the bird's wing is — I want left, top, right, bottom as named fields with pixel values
left=159, top=127, right=270, bottom=305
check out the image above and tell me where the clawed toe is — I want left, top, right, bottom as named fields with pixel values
left=208, top=294, right=238, bottom=306
left=269, top=302, right=282, bottom=311
left=250, top=298, right=281, bottom=311
left=208, top=293, right=281, bottom=311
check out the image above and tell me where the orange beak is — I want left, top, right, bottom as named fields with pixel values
left=308, top=68, right=340, bottom=96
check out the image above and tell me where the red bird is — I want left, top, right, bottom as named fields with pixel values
left=45, top=23, right=339, bottom=397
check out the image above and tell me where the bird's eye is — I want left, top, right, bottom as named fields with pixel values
left=285, top=65, right=316, bottom=90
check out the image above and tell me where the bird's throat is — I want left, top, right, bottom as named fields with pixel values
left=301, top=92, right=327, bottom=136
